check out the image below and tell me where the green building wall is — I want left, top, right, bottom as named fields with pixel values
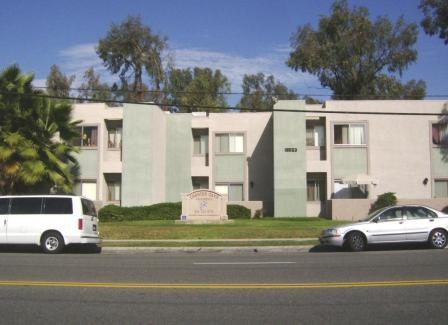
left=333, top=147, right=368, bottom=177
left=121, top=104, right=193, bottom=207
left=165, top=114, right=193, bottom=201
left=273, top=100, right=307, bottom=217
left=122, top=104, right=167, bottom=206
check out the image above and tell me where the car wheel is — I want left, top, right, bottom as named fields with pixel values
left=41, top=232, right=65, bottom=254
left=429, top=229, right=448, bottom=249
left=346, top=232, right=366, bottom=252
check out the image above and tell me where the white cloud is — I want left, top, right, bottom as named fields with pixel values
left=58, top=43, right=117, bottom=86
left=53, top=43, right=324, bottom=99
left=172, top=47, right=319, bottom=95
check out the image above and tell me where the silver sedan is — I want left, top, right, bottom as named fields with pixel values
left=319, top=205, right=448, bottom=251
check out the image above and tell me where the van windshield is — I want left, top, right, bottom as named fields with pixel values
left=81, top=198, right=97, bottom=217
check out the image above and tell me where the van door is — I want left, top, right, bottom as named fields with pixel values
left=7, top=197, right=43, bottom=243
left=0, top=198, right=9, bottom=243
left=81, top=198, right=99, bottom=237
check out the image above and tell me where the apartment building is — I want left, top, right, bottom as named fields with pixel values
left=71, top=100, right=448, bottom=220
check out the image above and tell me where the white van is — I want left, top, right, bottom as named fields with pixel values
left=0, top=195, right=101, bottom=253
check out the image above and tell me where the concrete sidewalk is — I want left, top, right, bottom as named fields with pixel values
left=102, top=238, right=316, bottom=243
left=100, top=238, right=318, bottom=253
left=101, top=245, right=315, bottom=254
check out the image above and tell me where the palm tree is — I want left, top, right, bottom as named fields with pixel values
left=0, top=65, right=80, bottom=194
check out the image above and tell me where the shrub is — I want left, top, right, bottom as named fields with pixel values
left=99, top=202, right=181, bottom=222
left=370, top=192, right=397, bottom=213
left=227, top=204, right=251, bottom=219
left=99, top=202, right=251, bottom=221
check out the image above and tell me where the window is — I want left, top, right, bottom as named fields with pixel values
left=81, top=198, right=97, bottom=217
left=215, top=133, right=244, bottom=153
left=43, top=198, right=73, bottom=214
left=107, top=181, right=121, bottom=202
left=377, top=208, right=404, bottom=221
left=10, top=198, right=42, bottom=214
left=307, top=173, right=326, bottom=201
left=435, top=180, right=448, bottom=198
left=432, top=123, right=447, bottom=145
left=73, top=126, right=98, bottom=148
left=334, top=124, right=366, bottom=145
left=307, top=180, right=326, bottom=201
left=215, top=184, right=243, bottom=201
left=192, top=177, right=209, bottom=190
left=306, top=122, right=325, bottom=147
left=333, top=181, right=368, bottom=199
left=406, top=207, right=437, bottom=220
left=108, top=127, right=122, bottom=149
left=0, top=198, right=9, bottom=214
left=193, top=134, right=209, bottom=155
left=75, top=181, right=97, bottom=201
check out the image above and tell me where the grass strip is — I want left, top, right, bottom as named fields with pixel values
left=100, top=218, right=347, bottom=243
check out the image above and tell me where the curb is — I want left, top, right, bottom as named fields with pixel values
left=101, top=245, right=315, bottom=254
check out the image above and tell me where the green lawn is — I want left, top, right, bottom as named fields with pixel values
left=100, top=218, right=348, bottom=241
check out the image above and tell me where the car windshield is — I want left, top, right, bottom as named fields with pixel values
left=359, top=207, right=389, bottom=222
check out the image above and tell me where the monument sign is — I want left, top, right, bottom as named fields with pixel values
left=181, top=190, right=228, bottom=223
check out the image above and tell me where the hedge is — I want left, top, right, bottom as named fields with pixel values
left=99, top=202, right=251, bottom=222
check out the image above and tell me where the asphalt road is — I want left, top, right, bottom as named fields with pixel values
left=0, top=245, right=447, bottom=324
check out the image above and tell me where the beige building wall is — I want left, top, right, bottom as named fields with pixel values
left=71, top=103, right=123, bottom=204
left=310, top=100, right=448, bottom=219
left=191, top=112, right=273, bottom=214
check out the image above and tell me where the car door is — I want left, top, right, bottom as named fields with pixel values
left=0, top=198, right=8, bottom=243
left=365, top=207, right=407, bottom=243
left=404, top=207, right=438, bottom=242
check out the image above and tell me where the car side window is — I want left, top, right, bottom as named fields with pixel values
left=406, top=207, right=437, bottom=219
left=377, top=208, right=403, bottom=222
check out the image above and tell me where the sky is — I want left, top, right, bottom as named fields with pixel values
left=1, top=0, right=447, bottom=104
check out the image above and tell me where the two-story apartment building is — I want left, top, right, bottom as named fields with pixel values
left=71, top=100, right=448, bottom=220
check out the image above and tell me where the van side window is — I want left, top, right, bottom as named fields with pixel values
left=10, top=198, right=42, bottom=214
left=0, top=198, right=9, bottom=214
left=44, top=198, right=73, bottom=214
left=81, top=198, right=97, bottom=217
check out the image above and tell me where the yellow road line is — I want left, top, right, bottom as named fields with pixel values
left=0, top=279, right=447, bottom=289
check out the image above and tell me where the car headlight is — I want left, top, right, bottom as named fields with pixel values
left=323, top=228, right=340, bottom=237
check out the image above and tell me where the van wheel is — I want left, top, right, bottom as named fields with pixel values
left=41, top=232, right=65, bottom=254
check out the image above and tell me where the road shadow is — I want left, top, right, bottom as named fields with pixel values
left=0, top=244, right=101, bottom=254
left=309, top=243, right=432, bottom=253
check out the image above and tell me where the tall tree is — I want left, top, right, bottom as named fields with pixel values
left=166, top=67, right=230, bottom=112
left=0, top=65, right=79, bottom=194
left=237, top=73, right=298, bottom=110
left=420, top=0, right=448, bottom=44
left=46, top=64, right=75, bottom=98
left=287, top=0, right=425, bottom=99
left=78, top=67, right=113, bottom=104
left=96, top=15, right=168, bottom=102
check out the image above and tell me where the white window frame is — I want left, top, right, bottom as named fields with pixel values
left=215, top=183, right=244, bottom=201
left=333, top=123, right=366, bottom=146
left=74, top=125, right=99, bottom=148
left=107, top=127, right=122, bottom=149
left=215, top=133, right=244, bottom=154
